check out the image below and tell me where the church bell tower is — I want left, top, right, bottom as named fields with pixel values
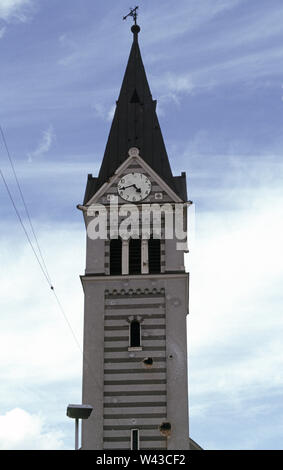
left=79, top=17, right=191, bottom=450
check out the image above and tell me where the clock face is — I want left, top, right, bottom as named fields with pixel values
left=117, top=173, right=151, bottom=202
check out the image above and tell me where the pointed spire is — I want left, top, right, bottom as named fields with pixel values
left=91, top=19, right=185, bottom=200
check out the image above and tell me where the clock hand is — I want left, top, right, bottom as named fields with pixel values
left=120, top=184, right=141, bottom=192
left=120, top=184, right=136, bottom=190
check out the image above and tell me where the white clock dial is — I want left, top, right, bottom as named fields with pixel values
left=117, top=173, right=151, bottom=202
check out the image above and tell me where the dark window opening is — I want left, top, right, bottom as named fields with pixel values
left=129, top=239, right=141, bottom=274
left=130, top=89, right=140, bottom=103
left=130, top=320, right=141, bottom=348
left=131, top=429, right=139, bottom=450
left=148, top=237, right=161, bottom=273
left=110, top=238, right=122, bottom=275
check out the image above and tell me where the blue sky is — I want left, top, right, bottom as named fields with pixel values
left=0, top=0, right=283, bottom=450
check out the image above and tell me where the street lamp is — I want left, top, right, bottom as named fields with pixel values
left=66, top=404, right=93, bottom=450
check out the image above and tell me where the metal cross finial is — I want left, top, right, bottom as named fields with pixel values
left=123, top=6, right=139, bottom=25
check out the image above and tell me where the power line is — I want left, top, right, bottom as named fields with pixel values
left=0, top=127, right=99, bottom=387
left=0, top=161, right=87, bottom=363
left=0, top=167, right=53, bottom=289
left=0, top=125, right=53, bottom=286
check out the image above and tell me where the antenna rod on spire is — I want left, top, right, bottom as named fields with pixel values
left=123, top=6, right=139, bottom=25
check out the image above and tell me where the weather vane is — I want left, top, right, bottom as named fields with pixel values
left=123, top=6, right=139, bottom=25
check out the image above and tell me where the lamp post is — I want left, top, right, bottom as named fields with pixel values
left=66, top=404, right=93, bottom=450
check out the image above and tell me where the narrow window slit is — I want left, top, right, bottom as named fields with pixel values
left=130, top=320, right=141, bottom=348
left=131, top=429, right=139, bottom=450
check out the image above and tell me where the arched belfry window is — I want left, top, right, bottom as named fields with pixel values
left=110, top=238, right=122, bottom=275
left=129, top=239, right=141, bottom=274
left=148, top=237, right=161, bottom=274
left=129, top=319, right=141, bottom=348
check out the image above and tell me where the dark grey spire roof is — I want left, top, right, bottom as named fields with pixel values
left=84, top=25, right=187, bottom=203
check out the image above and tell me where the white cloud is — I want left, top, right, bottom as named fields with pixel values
left=186, top=191, right=283, bottom=407
left=0, top=0, right=33, bottom=22
left=153, top=73, right=194, bottom=95
left=92, top=102, right=116, bottom=122
left=152, top=73, right=194, bottom=115
left=0, top=408, right=64, bottom=450
left=154, top=41, right=283, bottom=102
left=0, top=224, right=85, bottom=385
left=107, top=104, right=116, bottom=122
left=194, top=45, right=283, bottom=88
left=142, top=0, right=243, bottom=45
left=147, top=3, right=283, bottom=98
left=189, top=193, right=283, bottom=336
left=27, top=125, right=55, bottom=162
left=0, top=223, right=86, bottom=449
left=186, top=188, right=283, bottom=449
left=206, top=7, right=283, bottom=52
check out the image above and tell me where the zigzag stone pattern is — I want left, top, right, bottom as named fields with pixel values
left=105, top=287, right=165, bottom=297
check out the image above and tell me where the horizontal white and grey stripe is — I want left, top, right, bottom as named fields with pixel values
left=103, top=290, right=167, bottom=450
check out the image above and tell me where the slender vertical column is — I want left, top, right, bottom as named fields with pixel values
left=122, top=239, right=129, bottom=274
left=141, top=239, right=149, bottom=274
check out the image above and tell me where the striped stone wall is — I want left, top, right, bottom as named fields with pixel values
left=103, top=287, right=167, bottom=450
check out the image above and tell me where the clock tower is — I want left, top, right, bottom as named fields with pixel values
left=78, top=21, right=194, bottom=450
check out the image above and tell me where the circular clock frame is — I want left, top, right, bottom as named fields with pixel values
left=117, top=172, right=151, bottom=202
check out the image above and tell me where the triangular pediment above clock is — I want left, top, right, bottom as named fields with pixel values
left=85, top=149, right=183, bottom=206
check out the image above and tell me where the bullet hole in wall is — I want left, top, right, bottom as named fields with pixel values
left=143, top=357, right=153, bottom=367
left=159, top=422, right=171, bottom=437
